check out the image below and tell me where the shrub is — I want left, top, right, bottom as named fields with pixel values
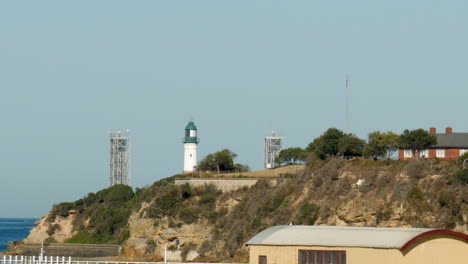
left=48, top=202, right=75, bottom=222
left=438, top=191, right=454, bottom=207
left=44, top=237, right=57, bottom=243
left=405, top=160, right=427, bottom=180
left=155, top=187, right=181, bottom=216
left=266, top=194, right=285, bottom=212
left=199, top=194, right=216, bottom=207
left=449, top=169, right=468, bottom=184
left=295, top=203, right=319, bottom=225
left=408, top=187, right=424, bottom=200
left=47, top=224, right=60, bottom=236
left=375, top=208, right=392, bottom=224
left=179, top=207, right=198, bottom=224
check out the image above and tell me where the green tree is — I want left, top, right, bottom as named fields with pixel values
left=338, top=134, right=366, bottom=157
left=277, top=147, right=307, bottom=165
left=306, top=128, right=365, bottom=159
left=198, top=149, right=248, bottom=172
left=399, top=129, right=437, bottom=160
left=364, top=131, right=400, bottom=159
left=306, top=128, right=345, bottom=159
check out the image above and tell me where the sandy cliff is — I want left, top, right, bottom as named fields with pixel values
left=22, top=159, right=468, bottom=261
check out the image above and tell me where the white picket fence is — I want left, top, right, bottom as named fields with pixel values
left=0, top=256, right=71, bottom=264
left=0, top=256, right=246, bottom=264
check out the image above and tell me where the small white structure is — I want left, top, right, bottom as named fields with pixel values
left=264, top=131, right=283, bottom=169
left=183, top=121, right=199, bottom=173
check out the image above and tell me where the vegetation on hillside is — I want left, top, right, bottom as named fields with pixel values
left=41, top=127, right=467, bottom=261
left=47, top=184, right=134, bottom=244
left=43, top=154, right=467, bottom=261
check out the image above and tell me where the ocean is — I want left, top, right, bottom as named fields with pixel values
left=0, top=218, right=37, bottom=252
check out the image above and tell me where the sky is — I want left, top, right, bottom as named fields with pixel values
left=0, top=1, right=467, bottom=218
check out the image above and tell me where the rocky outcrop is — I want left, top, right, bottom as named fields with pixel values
left=21, top=159, right=468, bottom=262
left=24, top=214, right=76, bottom=244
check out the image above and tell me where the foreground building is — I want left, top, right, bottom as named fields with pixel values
left=246, top=225, right=468, bottom=264
left=399, top=126, right=468, bottom=160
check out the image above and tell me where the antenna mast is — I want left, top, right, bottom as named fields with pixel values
left=345, top=73, right=350, bottom=133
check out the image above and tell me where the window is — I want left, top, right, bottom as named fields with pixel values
left=190, top=130, right=197, bottom=137
left=404, top=150, right=413, bottom=158
left=460, top=149, right=468, bottom=156
left=259, top=256, right=267, bottom=264
left=420, top=149, right=429, bottom=158
left=436, top=149, right=445, bottom=158
left=299, top=250, right=346, bottom=264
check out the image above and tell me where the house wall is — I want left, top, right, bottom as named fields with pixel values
left=249, top=235, right=468, bottom=264
left=398, top=148, right=461, bottom=161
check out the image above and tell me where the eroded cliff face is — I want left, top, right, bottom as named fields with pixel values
left=24, top=214, right=77, bottom=244
left=22, top=159, right=468, bottom=262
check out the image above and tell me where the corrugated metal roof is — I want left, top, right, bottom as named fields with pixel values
left=433, top=133, right=468, bottom=148
left=246, top=225, right=434, bottom=249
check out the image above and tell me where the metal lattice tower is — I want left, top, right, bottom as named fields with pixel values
left=264, top=131, right=283, bottom=169
left=109, top=130, right=131, bottom=186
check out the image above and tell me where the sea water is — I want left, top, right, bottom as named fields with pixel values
left=0, top=218, right=37, bottom=252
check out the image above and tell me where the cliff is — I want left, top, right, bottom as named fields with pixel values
left=22, top=158, right=468, bottom=262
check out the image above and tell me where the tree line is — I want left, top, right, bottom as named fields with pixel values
left=275, top=128, right=437, bottom=166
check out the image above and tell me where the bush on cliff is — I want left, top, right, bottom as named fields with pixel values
left=47, top=184, right=134, bottom=244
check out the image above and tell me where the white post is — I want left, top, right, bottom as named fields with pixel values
left=68, top=257, right=71, bottom=264
left=164, top=243, right=167, bottom=264
left=40, top=240, right=44, bottom=263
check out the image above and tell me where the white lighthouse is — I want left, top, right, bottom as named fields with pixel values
left=183, top=121, right=199, bottom=173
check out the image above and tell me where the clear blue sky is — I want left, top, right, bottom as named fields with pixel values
left=1, top=1, right=467, bottom=218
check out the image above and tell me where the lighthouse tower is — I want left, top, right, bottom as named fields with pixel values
left=183, top=121, right=199, bottom=173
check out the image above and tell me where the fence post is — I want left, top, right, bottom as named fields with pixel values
left=68, top=257, right=71, bottom=264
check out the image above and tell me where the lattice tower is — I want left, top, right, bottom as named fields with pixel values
left=109, top=130, right=131, bottom=186
left=264, top=131, right=283, bottom=169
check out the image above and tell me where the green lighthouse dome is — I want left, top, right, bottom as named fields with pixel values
left=184, top=121, right=199, bottom=143
left=185, top=121, right=197, bottom=131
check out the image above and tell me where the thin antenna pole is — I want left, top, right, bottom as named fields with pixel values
left=345, top=73, right=350, bottom=133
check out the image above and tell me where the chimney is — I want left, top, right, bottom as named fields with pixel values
left=446, top=127, right=453, bottom=134
left=429, top=127, right=436, bottom=134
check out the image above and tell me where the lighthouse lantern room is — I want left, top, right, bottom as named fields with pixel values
left=183, top=121, right=199, bottom=173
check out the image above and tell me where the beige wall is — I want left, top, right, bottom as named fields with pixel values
left=175, top=178, right=277, bottom=192
left=249, top=235, right=467, bottom=264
